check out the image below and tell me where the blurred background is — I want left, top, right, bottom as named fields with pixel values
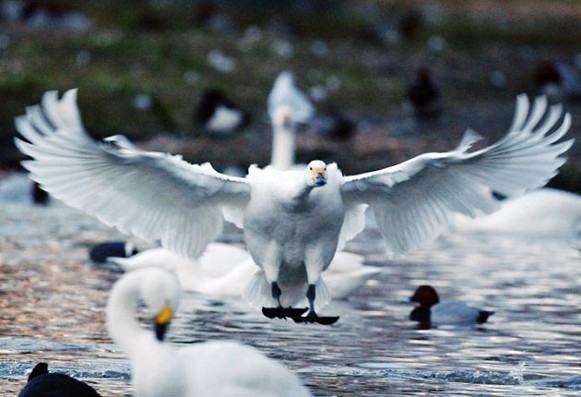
left=0, top=0, right=579, bottom=192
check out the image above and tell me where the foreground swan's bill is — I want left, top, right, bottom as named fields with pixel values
left=107, top=267, right=312, bottom=397
left=15, top=90, right=573, bottom=325
left=19, top=362, right=101, bottom=397
left=409, top=285, right=495, bottom=329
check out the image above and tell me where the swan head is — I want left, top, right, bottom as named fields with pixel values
left=140, top=268, right=181, bottom=341
left=306, top=160, right=327, bottom=187
left=272, top=105, right=294, bottom=129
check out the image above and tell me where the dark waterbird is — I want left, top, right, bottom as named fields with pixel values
left=88, top=240, right=139, bottom=264
left=18, top=362, right=101, bottom=397
left=409, top=285, right=495, bottom=329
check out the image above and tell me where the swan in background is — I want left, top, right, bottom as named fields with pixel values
left=15, top=91, right=573, bottom=324
left=107, top=243, right=381, bottom=300
left=451, top=188, right=581, bottom=239
left=267, top=71, right=314, bottom=170
left=409, top=285, right=495, bottom=329
left=107, top=267, right=312, bottom=397
left=18, top=362, right=101, bottom=397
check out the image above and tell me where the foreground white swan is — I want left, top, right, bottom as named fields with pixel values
left=451, top=188, right=581, bottom=238
left=15, top=90, right=573, bottom=324
left=106, top=73, right=377, bottom=305
left=107, top=267, right=312, bottom=397
left=108, top=243, right=381, bottom=300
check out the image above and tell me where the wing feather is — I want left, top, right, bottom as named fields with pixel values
left=14, top=90, right=251, bottom=259
left=342, top=94, right=573, bottom=256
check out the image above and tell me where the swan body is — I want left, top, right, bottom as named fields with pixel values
left=15, top=90, right=573, bottom=323
left=109, top=72, right=373, bottom=306
left=111, top=243, right=255, bottom=296
left=109, top=243, right=380, bottom=299
left=452, top=188, right=581, bottom=238
left=409, top=285, right=494, bottom=328
left=107, top=267, right=312, bottom=397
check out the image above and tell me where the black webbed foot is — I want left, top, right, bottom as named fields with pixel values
left=292, top=311, right=340, bottom=325
left=262, top=307, right=308, bottom=320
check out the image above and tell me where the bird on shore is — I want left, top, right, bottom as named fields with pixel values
left=107, top=267, right=312, bottom=397
left=534, top=60, right=581, bottom=103
left=409, top=285, right=495, bottom=329
left=18, top=362, right=101, bottom=397
left=195, top=88, right=250, bottom=137
left=404, top=67, right=442, bottom=121
left=15, top=90, right=573, bottom=325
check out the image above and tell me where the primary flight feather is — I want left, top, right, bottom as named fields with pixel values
left=14, top=90, right=573, bottom=324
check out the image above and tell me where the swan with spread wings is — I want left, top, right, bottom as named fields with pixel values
left=15, top=90, right=573, bottom=324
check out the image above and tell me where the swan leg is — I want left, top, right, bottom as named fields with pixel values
left=291, top=250, right=340, bottom=325
left=262, top=282, right=308, bottom=320
left=272, top=281, right=282, bottom=305
left=259, top=245, right=309, bottom=320
left=293, top=284, right=339, bottom=325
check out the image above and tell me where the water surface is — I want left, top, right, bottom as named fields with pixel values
left=1, top=174, right=579, bottom=396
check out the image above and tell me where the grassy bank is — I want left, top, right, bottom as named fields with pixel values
left=0, top=1, right=579, bottom=191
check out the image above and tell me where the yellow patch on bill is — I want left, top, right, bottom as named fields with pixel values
left=311, top=168, right=326, bottom=179
left=155, top=304, right=173, bottom=325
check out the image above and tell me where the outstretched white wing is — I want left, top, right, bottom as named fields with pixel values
left=341, top=95, right=574, bottom=256
left=14, top=90, right=251, bottom=259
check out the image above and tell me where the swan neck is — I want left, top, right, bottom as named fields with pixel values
left=291, top=179, right=317, bottom=203
left=107, top=273, right=150, bottom=356
left=271, top=124, right=295, bottom=171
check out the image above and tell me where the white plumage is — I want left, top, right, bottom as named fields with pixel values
left=267, top=71, right=315, bottom=171
left=204, top=105, right=246, bottom=135
left=109, top=243, right=381, bottom=301
left=107, top=267, right=312, bottom=397
left=108, top=72, right=376, bottom=307
left=267, top=71, right=314, bottom=127
left=14, top=90, right=573, bottom=323
left=452, top=188, right=581, bottom=238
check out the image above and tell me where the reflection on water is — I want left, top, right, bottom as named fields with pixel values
left=1, top=175, right=580, bottom=396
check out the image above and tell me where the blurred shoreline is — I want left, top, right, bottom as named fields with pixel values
left=0, top=1, right=579, bottom=191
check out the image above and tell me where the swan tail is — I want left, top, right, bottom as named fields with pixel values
left=243, top=270, right=276, bottom=310
left=243, top=271, right=333, bottom=312
left=314, top=277, right=332, bottom=312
